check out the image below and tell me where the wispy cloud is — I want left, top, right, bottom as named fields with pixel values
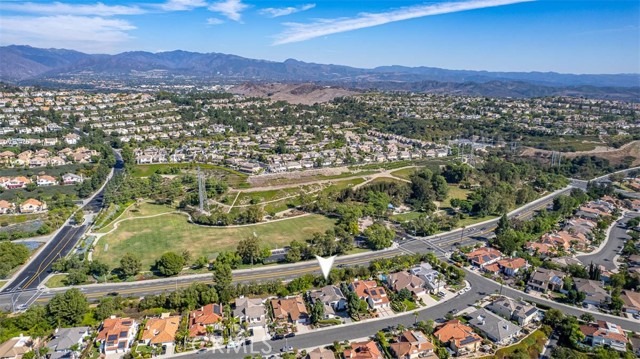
left=208, top=0, right=248, bottom=21
left=206, top=17, right=224, bottom=25
left=274, top=0, right=533, bottom=45
left=0, top=15, right=135, bottom=53
left=260, top=3, right=315, bottom=18
left=159, top=0, right=208, bottom=12
left=0, top=1, right=145, bottom=16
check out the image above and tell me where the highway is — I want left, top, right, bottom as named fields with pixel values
left=0, top=150, right=123, bottom=301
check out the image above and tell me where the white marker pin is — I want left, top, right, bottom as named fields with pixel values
left=315, top=255, right=336, bottom=280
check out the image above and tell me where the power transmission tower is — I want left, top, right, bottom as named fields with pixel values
left=197, top=167, right=208, bottom=213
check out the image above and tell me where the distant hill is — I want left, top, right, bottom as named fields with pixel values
left=1, top=45, right=638, bottom=100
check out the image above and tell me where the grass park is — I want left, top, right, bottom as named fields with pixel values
left=92, top=202, right=336, bottom=269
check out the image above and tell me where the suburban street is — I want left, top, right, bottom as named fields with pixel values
left=0, top=151, right=123, bottom=296
left=577, top=211, right=640, bottom=270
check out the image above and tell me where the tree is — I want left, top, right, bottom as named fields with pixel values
left=119, top=252, right=141, bottom=277
left=95, top=296, right=123, bottom=320
left=73, top=211, right=84, bottom=225
left=310, top=299, right=325, bottom=325
left=89, top=260, right=110, bottom=278
left=46, top=289, right=88, bottom=326
left=213, top=261, right=233, bottom=302
left=236, top=235, right=263, bottom=265
left=495, top=214, right=510, bottom=236
left=65, top=269, right=87, bottom=285
left=363, top=223, right=394, bottom=250
left=431, top=175, right=449, bottom=201
left=579, top=313, right=594, bottom=323
left=285, top=245, right=302, bottom=263
left=542, top=308, right=564, bottom=327
left=193, top=256, right=209, bottom=269
left=156, top=252, right=186, bottom=277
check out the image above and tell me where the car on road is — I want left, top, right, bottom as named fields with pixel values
left=226, top=342, right=239, bottom=349
left=281, top=346, right=293, bottom=353
left=16, top=304, right=27, bottom=311
left=271, top=334, right=284, bottom=341
left=285, top=333, right=295, bottom=338
left=448, top=308, right=458, bottom=314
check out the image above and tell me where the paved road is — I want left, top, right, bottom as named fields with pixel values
left=0, top=151, right=123, bottom=297
left=577, top=211, right=640, bottom=270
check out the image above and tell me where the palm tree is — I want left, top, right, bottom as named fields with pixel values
left=205, top=325, right=215, bottom=343
left=436, top=273, right=445, bottom=294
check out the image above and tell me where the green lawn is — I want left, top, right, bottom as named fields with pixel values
left=93, top=213, right=337, bottom=269
left=439, top=185, right=471, bottom=209
left=391, top=212, right=424, bottom=222
left=390, top=167, right=418, bottom=180
left=96, top=202, right=174, bottom=233
left=458, top=215, right=497, bottom=227
left=44, top=274, right=69, bottom=288
left=0, top=280, right=6, bottom=288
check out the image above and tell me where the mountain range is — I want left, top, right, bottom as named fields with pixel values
left=1, top=45, right=638, bottom=100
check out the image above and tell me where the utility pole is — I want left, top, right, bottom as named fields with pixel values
left=197, top=167, right=208, bottom=213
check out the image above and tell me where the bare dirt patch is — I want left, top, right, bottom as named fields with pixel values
left=229, top=83, right=358, bottom=105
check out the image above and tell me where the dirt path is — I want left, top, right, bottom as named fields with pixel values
left=241, top=166, right=416, bottom=192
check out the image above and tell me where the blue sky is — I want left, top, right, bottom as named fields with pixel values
left=0, top=0, right=638, bottom=74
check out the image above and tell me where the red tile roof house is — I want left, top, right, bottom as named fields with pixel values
left=96, top=316, right=138, bottom=354
left=271, top=296, right=310, bottom=324
left=349, top=280, right=390, bottom=310
left=343, top=340, right=384, bottom=359
left=579, top=321, right=629, bottom=352
left=7, top=176, right=31, bottom=189
left=188, top=304, right=224, bottom=338
left=19, top=198, right=47, bottom=213
left=139, top=314, right=180, bottom=346
left=525, top=242, right=556, bottom=257
left=0, top=200, right=15, bottom=214
left=389, top=330, right=436, bottom=359
left=497, top=257, right=528, bottom=276
left=434, top=319, right=482, bottom=355
left=465, top=247, right=502, bottom=268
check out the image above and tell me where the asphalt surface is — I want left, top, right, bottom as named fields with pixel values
left=577, top=211, right=640, bottom=270
left=0, top=151, right=123, bottom=298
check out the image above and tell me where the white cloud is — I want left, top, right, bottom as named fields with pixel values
left=0, top=1, right=144, bottom=16
left=260, top=3, right=315, bottom=18
left=274, top=0, right=533, bottom=45
left=159, top=0, right=208, bottom=11
left=208, top=0, right=248, bottom=22
left=0, top=15, right=135, bottom=53
left=206, top=17, right=224, bottom=25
